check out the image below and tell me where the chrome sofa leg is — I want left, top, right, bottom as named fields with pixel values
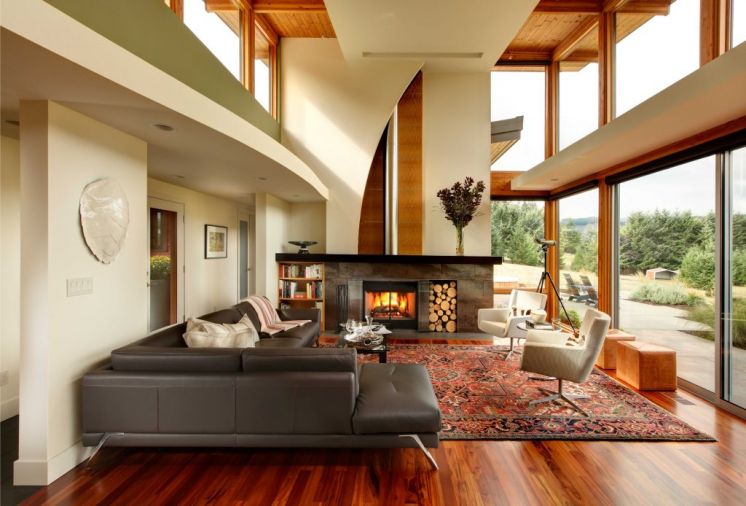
left=86, top=432, right=124, bottom=468
left=399, top=434, right=439, bottom=470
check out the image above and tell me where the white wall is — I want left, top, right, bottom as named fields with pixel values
left=422, top=72, right=492, bottom=256
left=254, top=195, right=327, bottom=305
left=288, top=201, right=326, bottom=254
left=147, top=178, right=240, bottom=316
left=1, top=136, right=21, bottom=421
left=281, top=38, right=420, bottom=253
left=15, top=101, right=148, bottom=485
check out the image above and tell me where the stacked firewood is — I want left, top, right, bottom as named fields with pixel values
left=428, top=281, right=457, bottom=332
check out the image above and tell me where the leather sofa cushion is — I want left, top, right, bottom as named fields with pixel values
left=111, top=346, right=243, bottom=372
left=353, top=364, right=441, bottom=434
left=242, top=347, right=357, bottom=373
left=270, top=321, right=319, bottom=347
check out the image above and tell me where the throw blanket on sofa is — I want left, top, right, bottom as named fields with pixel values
left=244, top=295, right=311, bottom=336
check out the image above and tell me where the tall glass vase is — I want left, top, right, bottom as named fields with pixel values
left=456, top=226, right=464, bottom=256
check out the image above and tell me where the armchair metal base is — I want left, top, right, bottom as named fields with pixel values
left=86, top=432, right=125, bottom=468
left=529, top=379, right=590, bottom=417
left=503, top=337, right=522, bottom=360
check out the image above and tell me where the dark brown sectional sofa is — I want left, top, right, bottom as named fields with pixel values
left=81, top=301, right=442, bottom=468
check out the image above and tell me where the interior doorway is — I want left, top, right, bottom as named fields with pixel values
left=148, top=198, right=185, bottom=332
left=239, top=219, right=249, bottom=299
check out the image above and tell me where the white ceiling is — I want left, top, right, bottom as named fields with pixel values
left=0, top=0, right=329, bottom=206
left=513, top=41, right=746, bottom=191
left=325, top=0, right=538, bottom=73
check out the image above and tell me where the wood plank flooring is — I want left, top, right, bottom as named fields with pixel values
left=22, top=338, right=746, bottom=505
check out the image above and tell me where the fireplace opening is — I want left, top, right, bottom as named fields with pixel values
left=363, top=281, right=418, bottom=329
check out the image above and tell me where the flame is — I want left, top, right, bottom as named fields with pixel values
left=366, top=291, right=413, bottom=318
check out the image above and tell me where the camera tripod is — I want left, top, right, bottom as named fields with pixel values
left=535, top=241, right=577, bottom=335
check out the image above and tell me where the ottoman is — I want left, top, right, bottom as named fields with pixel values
left=617, top=341, right=677, bottom=391
left=596, top=329, right=636, bottom=369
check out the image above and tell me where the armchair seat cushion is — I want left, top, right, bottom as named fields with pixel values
left=353, top=364, right=441, bottom=434
left=478, top=320, right=506, bottom=337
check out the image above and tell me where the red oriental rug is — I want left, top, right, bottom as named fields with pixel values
left=386, top=344, right=715, bottom=442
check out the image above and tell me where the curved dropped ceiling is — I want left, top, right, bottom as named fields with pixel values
left=512, top=42, right=746, bottom=191
left=0, top=0, right=328, bottom=203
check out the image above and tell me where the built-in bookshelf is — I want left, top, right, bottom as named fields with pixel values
left=277, top=261, right=325, bottom=331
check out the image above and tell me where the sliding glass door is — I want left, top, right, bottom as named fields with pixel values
left=726, top=146, right=746, bottom=409
left=616, top=156, right=717, bottom=392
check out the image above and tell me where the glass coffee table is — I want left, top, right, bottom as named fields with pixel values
left=336, top=327, right=390, bottom=363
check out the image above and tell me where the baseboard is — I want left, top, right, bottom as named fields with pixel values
left=1, top=396, right=19, bottom=421
left=14, top=442, right=91, bottom=486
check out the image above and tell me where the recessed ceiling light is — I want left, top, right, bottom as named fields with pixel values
left=293, top=194, right=300, bottom=198
left=171, top=174, right=185, bottom=180
left=153, top=123, right=174, bottom=131
left=4, top=119, right=19, bottom=126
left=258, top=177, right=268, bottom=181
left=550, top=178, right=560, bottom=182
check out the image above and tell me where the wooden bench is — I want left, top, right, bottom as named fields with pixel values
left=595, top=329, right=636, bottom=369
left=617, top=341, right=677, bottom=391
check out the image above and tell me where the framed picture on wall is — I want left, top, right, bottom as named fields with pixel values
left=204, top=224, right=228, bottom=259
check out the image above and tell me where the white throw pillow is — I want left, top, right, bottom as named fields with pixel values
left=183, top=315, right=259, bottom=348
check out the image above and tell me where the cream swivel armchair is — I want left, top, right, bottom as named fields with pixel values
left=520, top=308, right=611, bottom=417
left=478, top=290, right=548, bottom=359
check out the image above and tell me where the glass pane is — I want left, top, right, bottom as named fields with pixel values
left=490, top=69, right=546, bottom=171
left=491, top=201, right=546, bottom=300
left=184, top=0, right=241, bottom=81
left=616, top=0, right=700, bottom=115
left=150, top=208, right=178, bottom=331
left=254, top=28, right=272, bottom=112
left=728, top=146, right=746, bottom=408
left=617, top=156, right=716, bottom=391
left=559, top=190, right=599, bottom=326
left=559, top=60, right=598, bottom=149
left=734, top=0, right=746, bottom=48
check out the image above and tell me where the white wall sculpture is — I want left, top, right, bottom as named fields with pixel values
left=79, top=177, right=130, bottom=264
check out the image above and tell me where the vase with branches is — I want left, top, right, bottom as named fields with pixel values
left=436, top=177, right=486, bottom=256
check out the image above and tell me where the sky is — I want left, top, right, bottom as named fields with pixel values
left=490, top=0, right=740, bottom=220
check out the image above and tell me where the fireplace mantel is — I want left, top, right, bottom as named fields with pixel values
left=275, top=254, right=502, bottom=265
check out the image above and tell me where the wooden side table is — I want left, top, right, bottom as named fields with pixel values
left=617, top=341, right=677, bottom=391
left=596, top=329, right=636, bottom=369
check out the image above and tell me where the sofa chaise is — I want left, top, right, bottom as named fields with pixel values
left=81, top=306, right=442, bottom=468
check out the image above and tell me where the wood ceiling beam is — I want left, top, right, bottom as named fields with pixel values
left=497, top=50, right=552, bottom=64
left=617, top=0, right=671, bottom=15
left=252, top=0, right=326, bottom=13
left=534, top=0, right=669, bottom=15
left=552, top=15, right=599, bottom=61
left=204, top=0, right=243, bottom=11
left=535, top=1, right=602, bottom=14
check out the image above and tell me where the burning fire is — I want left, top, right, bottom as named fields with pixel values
left=367, top=291, right=414, bottom=318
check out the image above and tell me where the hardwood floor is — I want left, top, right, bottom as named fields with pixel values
left=22, top=338, right=746, bottom=505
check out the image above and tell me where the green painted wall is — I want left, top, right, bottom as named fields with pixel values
left=43, top=0, right=279, bottom=140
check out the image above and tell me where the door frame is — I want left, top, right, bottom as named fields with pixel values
left=148, top=197, right=185, bottom=329
left=238, top=209, right=255, bottom=299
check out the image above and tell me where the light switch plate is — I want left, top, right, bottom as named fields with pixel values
left=67, top=277, right=93, bottom=297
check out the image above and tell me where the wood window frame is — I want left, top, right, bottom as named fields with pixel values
left=255, top=14, right=279, bottom=118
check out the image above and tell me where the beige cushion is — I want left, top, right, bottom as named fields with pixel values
left=183, top=314, right=259, bottom=348
left=478, top=320, right=507, bottom=337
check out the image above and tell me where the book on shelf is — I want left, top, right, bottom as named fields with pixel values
left=279, top=263, right=322, bottom=279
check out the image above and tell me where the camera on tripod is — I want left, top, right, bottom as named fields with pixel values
left=535, top=238, right=556, bottom=251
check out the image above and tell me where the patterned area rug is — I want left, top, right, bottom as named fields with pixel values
left=386, top=344, right=715, bottom=442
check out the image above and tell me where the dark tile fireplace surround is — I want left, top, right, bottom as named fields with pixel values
left=277, top=254, right=501, bottom=333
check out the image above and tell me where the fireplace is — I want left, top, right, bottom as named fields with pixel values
left=363, top=281, right=418, bottom=329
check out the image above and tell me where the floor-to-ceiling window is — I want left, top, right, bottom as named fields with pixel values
left=616, top=156, right=717, bottom=391
left=491, top=201, right=545, bottom=302
left=558, top=189, right=599, bottom=327
left=491, top=68, right=546, bottom=171
left=727, top=146, right=746, bottom=408
left=616, top=0, right=700, bottom=115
